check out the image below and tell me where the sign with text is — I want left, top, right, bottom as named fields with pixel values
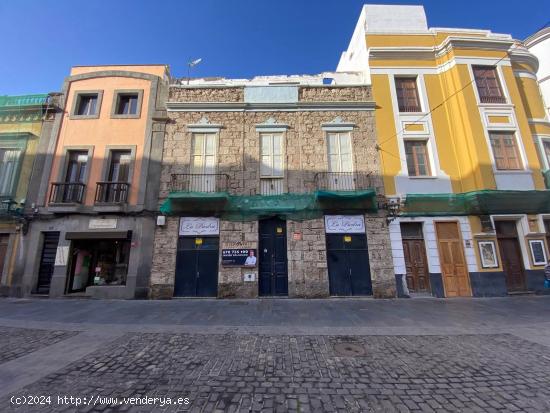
left=89, top=218, right=117, bottom=229
left=222, top=249, right=257, bottom=267
left=324, top=215, right=365, bottom=234
left=179, top=217, right=219, bottom=236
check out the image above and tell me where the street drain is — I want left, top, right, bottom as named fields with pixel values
left=333, top=342, right=366, bottom=357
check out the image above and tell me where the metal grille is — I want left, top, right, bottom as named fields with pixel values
left=314, top=172, right=371, bottom=191
left=49, top=182, right=86, bottom=204
left=170, top=174, right=229, bottom=193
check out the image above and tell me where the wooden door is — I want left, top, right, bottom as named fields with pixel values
left=402, top=239, right=430, bottom=293
left=259, top=218, right=288, bottom=296
left=495, top=221, right=526, bottom=292
left=435, top=222, right=471, bottom=297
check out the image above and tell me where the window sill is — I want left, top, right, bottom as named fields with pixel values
left=407, top=176, right=438, bottom=179
left=48, top=204, right=82, bottom=213
left=69, top=114, right=100, bottom=120
left=110, top=114, right=140, bottom=120
left=93, top=204, right=128, bottom=213
left=493, top=169, right=531, bottom=175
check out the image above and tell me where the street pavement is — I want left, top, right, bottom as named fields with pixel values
left=0, top=296, right=549, bottom=412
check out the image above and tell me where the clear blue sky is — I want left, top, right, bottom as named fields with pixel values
left=1, top=0, right=548, bottom=95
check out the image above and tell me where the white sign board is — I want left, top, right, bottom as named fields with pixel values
left=179, top=217, right=220, bottom=236
left=54, top=246, right=69, bottom=266
left=89, top=218, right=117, bottom=229
left=325, top=215, right=365, bottom=234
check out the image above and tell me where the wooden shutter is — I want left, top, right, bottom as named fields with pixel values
left=490, top=133, right=522, bottom=170
left=473, top=66, right=505, bottom=103
left=260, top=134, right=283, bottom=178
left=395, top=78, right=421, bottom=112
left=405, top=141, right=430, bottom=176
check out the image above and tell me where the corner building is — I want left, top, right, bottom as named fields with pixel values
left=338, top=5, right=550, bottom=297
left=150, top=74, right=396, bottom=299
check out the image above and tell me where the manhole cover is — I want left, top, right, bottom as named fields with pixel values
left=333, top=342, right=366, bottom=357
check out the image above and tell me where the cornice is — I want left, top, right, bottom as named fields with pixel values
left=166, top=101, right=376, bottom=112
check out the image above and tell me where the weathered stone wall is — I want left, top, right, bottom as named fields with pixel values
left=150, top=216, right=178, bottom=299
left=169, top=87, right=244, bottom=102
left=299, top=86, right=372, bottom=102
left=287, top=219, right=329, bottom=298
left=150, top=83, right=395, bottom=299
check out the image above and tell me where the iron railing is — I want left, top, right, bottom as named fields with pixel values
left=398, top=105, right=422, bottom=113
left=49, top=182, right=86, bottom=204
left=314, top=172, right=372, bottom=191
left=479, top=95, right=507, bottom=104
left=170, top=173, right=229, bottom=193
left=95, top=182, right=130, bottom=204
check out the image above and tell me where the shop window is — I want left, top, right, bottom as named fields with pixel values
left=405, top=140, right=431, bottom=177
left=489, top=132, right=523, bottom=170
left=473, top=66, right=506, bottom=104
left=0, top=148, right=21, bottom=196
left=395, top=77, right=421, bottom=112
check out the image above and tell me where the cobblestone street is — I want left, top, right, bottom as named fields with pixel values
left=0, top=297, right=550, bottom=412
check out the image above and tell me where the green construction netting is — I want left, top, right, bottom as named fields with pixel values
left=404, top=190, right=550, bottom=216
left=160, top=190, right=378, bottom=221
left=543, top=170, right=550, bottom=190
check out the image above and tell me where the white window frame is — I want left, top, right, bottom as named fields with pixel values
left=326, top=131, right=354, bottom=174
left=0, top=148, right=22, bottom=197
left=259, top=133, right=284, bottom=178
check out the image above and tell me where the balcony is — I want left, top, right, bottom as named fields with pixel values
left=170, top=173, right=229, bottom=193
left=95, top=182, right=130, bottom=204
left=163, top=173, right=230, bottom=215
left=314, top=172, right=372, bottom=191
left=313, top=172, right=377, bottom=213
left=49, top=182, right=86, bottom=204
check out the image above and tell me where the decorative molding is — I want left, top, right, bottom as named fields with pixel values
left=255, top=117, right=289, bottom=132
left=186, top=116, right=222, bottom=132
left=321, top=116, right=356, bottom=131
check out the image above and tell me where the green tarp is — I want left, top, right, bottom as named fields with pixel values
left=160, top=190, right=378, bottom=221
left=404, top=190, right=550, bottom=216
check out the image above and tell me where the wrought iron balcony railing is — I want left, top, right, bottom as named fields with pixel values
left=49, top=182, right=86, bottom=204
left=479, top=95, right=507, bottom=104
left=170, top=173, right=229, bottom=193
left=314, top=172, right=372, bottom=191
left=95, top=182, right=130, bottom=204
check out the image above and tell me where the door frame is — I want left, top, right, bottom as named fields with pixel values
left=494, top=218, right=527, bottom=292
left=258, top=217, right=288, bottom=297
left=434, top=219, right=472, bottom=297
left=400, top=224, right=431, bottom=293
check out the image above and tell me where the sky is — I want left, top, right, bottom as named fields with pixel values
left=0, top=0, right=548, bottom=95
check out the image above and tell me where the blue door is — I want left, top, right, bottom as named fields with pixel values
left=174, top=236, right=219, bottom=297
left=259, top=218, right=288, bottom=296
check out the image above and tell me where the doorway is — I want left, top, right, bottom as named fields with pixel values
left=435, top=222, right=471, bottom=297
left=259, top=217, right=288, bottom=296
left=495, top=221, right=526, bottom=292
left=400, top=223, right=430, bottom=293
left=35, top=232, right=60, bottom=294
left=174, top=236, right=219, bottom=297
left=67, top=239, right=130, bottom=293
left=326, top=232, right=372, bottom=296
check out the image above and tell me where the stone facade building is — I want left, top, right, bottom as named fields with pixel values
left=150, top=73, right=396, bottom=299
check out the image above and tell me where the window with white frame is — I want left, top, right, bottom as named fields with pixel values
left=542, top=140, right=550, bottom=169
left=405, top=140, right=431, bottom=177
left=0, top=148, right=21, bottom=196
left=190, top=133, right=217, bottom=191
left=326, top=132, right=354, bottom=190
left=489, top=132, right=523, bottom=170
left=260, top=133, right=283, bottom=178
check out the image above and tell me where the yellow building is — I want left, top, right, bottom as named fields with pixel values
left=338, top=5, right=550, bottom=297
left=0, top=94, right=56, bottom=295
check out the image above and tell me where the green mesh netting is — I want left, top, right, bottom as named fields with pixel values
left=160, top=190, right=378, bottom=221
left=404, top=190, right=550, bottom=216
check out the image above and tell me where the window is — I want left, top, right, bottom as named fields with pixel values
left=65, top=151, right=88, bottom=183
left=327, top=132, right=354, bottom=190
left=108, top=150, right=132, bottom=182
left=190, top=133, right=217, bottom=191
left=395, top=77, right=421, bottom=112
left=0, top=149, right=21, bottom=196
left=473, top=66, right=506, bottom=104
left=405, top=141, right=431, bottom=176
left=260, top=134, right=283, bottom=178
left=75, top=94, right=98, bottom=116
left=543, top=140, right=550, bottom=169
left=489, top=132, right=522, bottom=170
left=115, top=94, right=139, bottom=115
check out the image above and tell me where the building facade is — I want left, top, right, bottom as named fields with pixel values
left=150, top=73, right=396, bottom=299
left=11, top=65, right=169, bottom=299
left=0, top=94, right=56, bottom=295
left=525, top=27, right=550, bottom=118
left=338, top=5, right=550, bottom=297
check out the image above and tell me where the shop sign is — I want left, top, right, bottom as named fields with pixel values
left=89, top=218, right=117, bottom=229
left=179, top=217, right=219, bottom=236
left=325, top=215, right=365, bottom=234
left=222, top=249, right=257, bottom=267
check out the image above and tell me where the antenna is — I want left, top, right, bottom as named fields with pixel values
left=187, top=58, right=203, bottom=85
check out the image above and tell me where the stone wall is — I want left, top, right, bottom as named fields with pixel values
left=150, top=83, right=395, bottom=299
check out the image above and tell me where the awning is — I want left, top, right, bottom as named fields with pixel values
left=160, top=191, right=229, bottom=215
left=65, top=230, right=132, bottom=240
left=315, top=189, right=378, bottom=213
left=403, top=190, right=550, bottom=216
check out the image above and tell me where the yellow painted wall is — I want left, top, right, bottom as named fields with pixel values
left=71, top=65, right=168, bottom=78
left=515, top=76, right=548, bottom=120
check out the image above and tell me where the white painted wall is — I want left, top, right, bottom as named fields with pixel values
left=526, top=28, right=550, bottom=118
left=390, top=216, right=477, bottom=275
